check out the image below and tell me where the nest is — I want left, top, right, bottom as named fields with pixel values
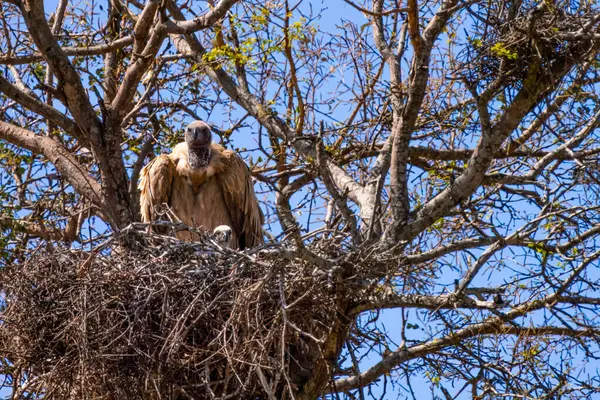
left=0, top=228, right=350, bottom=399
left=460, top=2, right=596, bottom=85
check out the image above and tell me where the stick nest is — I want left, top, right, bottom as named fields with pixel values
left=460, top=2, right=596, bottom=84
left=0, top=228, right=354, bottom=399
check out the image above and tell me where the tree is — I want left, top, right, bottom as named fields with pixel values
left=1, top=0, right=600, bottom=398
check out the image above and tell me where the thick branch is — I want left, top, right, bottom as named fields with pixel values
left=0, top=215, right=79, bottom=242
left=316, top=137, right=361, bottom=244
left=19, top=0, right=102, bottom=136
left=0, top=37, right=135, bottom=65
left=351, top=291, right=499, bottom=314
left=111, top=1, right=165, bottom=117
left=504, top=60, right=593, bottom=155
left=383, top=0, right=459, bottom=240
left=0, top=74, right=81, bottom=139
left=164, top=0, right=240, bottom=33
left=0, top=121, right=102, bottom=207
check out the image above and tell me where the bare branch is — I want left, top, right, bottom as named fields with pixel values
left=316, top=130, right=361, bottom=244
left=0, top=121, right=102, bottom=207
left=382, top=0, right=460, bottom=241
left=164, top=0, right=240, bottom=33
left=0, top=74, right=81, bottom=139
left=343, top=0, right=408, bottom=17
left=352, top=290, right=499, bottom=314
left=403, top=48, right=585, bottom=241
left=527, top=109, right=600, bottom=179
left=110, top=0, right=165, bottom=118
left=18, top=0, right=102, bottom=135
left=0, top=215, right=79, bottom=242
left=333, top=255, right=600, bottom=393
left=0, top=37, right=135, bottom=66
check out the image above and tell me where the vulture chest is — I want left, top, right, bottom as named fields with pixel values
left=169, top=174, right=237, bottom=244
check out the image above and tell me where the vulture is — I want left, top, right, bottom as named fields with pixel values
left=138, top=121, right=264, bottom=249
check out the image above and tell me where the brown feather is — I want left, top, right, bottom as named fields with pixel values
left=139, top=155, right=176, bottom=229
left=138, top=142, right=263, bottom=249
left=219, top=149, right=264, bottom=249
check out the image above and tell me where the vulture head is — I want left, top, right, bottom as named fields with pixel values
left=185, top=120, right=212, bottom=169
left=212, top=225, right=233, bottom=247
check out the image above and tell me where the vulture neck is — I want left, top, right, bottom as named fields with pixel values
left=188, top=147, right=211, bottom=169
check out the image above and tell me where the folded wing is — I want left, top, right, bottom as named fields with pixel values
left=219, top=150, right=264, bottom=249
left=139, top=155, right=176, bottom=229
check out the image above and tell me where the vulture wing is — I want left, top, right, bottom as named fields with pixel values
left=219, top=150, right=264, bottom=249
left=138, top=155, right=176, bottom=230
